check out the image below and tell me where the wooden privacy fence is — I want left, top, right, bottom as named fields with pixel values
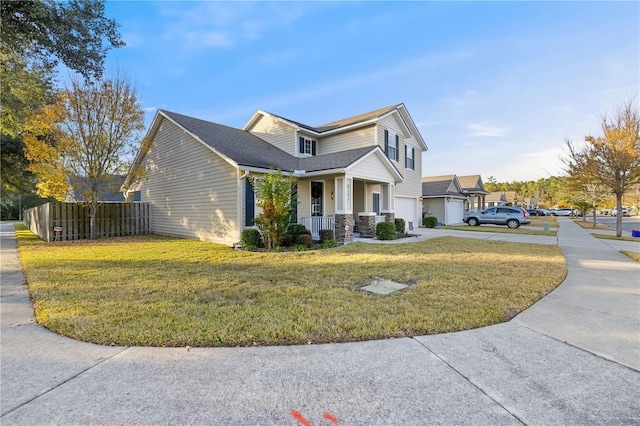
left=24, top=202, right=150, bottom=242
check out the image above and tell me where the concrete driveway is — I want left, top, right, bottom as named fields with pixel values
left=1, top=219, right=638, bottom=425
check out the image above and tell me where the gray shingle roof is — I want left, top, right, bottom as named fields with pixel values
left=422, top=175, right=461, bottom=196
left=315, top=105, right=400, bottom=132
left=162, top=110, right=299, bottom=170
left=161, top=110, right=382, bottom=173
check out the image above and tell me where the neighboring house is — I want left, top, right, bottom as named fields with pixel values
left=486, top=191, right=538, bottom=209
left=67, top=175, right=141, bottom=202
left=486, top=192, right=508, bottom=207
left=421, top=175, right=466, bottom=225
left=458, top=175, right=489, bottom=212
left=122, top=104, right=427, bottom=245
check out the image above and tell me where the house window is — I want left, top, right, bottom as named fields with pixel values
left=405, top=146, right=415, bottom=170
left=384, top=130, right=399, bottom=162
left=299, top=137, right=317, bottom=156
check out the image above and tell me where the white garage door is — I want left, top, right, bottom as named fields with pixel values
left=395, top=197, right=418, bottom=228
left=446, top=200, right=464, bottom=225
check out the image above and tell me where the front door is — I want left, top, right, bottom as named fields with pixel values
left=311, top=182, right=323, bottom=216
left=372, top=192, right=380, bottom=215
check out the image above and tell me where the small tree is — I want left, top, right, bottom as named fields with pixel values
left=563, top=98, right=640, bottom=237
left=23, top=72, right=145, bottom=239
left=251, top=170, right=295, bottom=249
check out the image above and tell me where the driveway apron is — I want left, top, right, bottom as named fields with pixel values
left=1, top=221, right=638, bottom=425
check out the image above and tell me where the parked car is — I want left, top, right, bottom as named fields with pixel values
left=526, top=209, right=547, bottom=216
left=463, top=206, right=530, bottom=229
left=550, top=208, right=575, bottom=216
left=611, top=208, right=630, bottom=217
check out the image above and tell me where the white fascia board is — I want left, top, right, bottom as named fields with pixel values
left=242, top=110, right=265, bottom=131
left=238, top=166, right=299, bottom=176
left=423, top=194, right=467, bottom=200
left=345, top=147, right=404, bottom=183
left=315, top=118, right=378, bottom=136
left=397, top=104, right=428, bottom=151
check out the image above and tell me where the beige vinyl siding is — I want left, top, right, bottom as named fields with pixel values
left=247, top=114, right=296, bottom=156
left=396, top=140, right=422, bottom=197
left=422, top=199, right=445, bottom=224
left=296, top=178, right=335, bottom=217
left=348, top=154, right=396, bottom=183
left=297, top=180, right=311, bottom=218
left=353, top=180, right=366, bottom=214
left=319, top=125, right=375, bottom=155
left=140, top=119, right=239, bottom=245
left=377, top=115, right=424, bottom=200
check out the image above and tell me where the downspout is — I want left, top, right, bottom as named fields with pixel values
left=236, top=169, right=250, bottom=247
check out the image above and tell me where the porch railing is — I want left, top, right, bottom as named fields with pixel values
left=300, top=216, right=335, bottom=240
left=375, top=215, right=386, bottom=225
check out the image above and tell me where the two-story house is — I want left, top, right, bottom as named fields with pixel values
left=122, top=104, right=427, bottom=245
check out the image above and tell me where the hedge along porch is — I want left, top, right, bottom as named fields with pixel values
left=24, top=201, right=150, bottom=242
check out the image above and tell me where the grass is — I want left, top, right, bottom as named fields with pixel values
left=15, top=223, right=566, bottom=348
left=590, top=233, right=640, bottom=243
left=621, top=250, right=640, bottom=262
left=572, top=220, right=613, bottom=231
left=442, top=224, right=557, bottom=236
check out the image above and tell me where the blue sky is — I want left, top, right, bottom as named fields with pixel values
left=102, top=1, right=639, bottom=182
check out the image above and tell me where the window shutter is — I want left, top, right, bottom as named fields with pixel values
left=395, top=135, right=400, bottom=162
left=384, top=130, right=389, bottom=156
left=405, top=145, right=408, bottom=168
left=312, top=140, right=316, bottom=156
left=411, top=147, right=415, bottom=170
left=245, top=178, right=255, bottom=226
left=299, top=137, right=305, bottom=154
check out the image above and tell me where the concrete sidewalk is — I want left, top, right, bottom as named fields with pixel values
left=1, top=220, right=639, bottom=425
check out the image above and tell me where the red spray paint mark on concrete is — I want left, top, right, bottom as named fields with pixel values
left=291, top=409, right=339, bottom=425
left=291, top=410, right=312, bottom=426
left=323, top=412, right=339, bottom=423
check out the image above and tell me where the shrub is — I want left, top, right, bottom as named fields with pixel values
left=376, top=221, right=397, bottom=240
left=284, top=223, right=309, bottom=246
left=394, top=218, right=405, bottom=234
left=241, top=228, right=262, bottom=248
left=272, top=246, right=285, bottom=253
left=296, top=233, right=313, bottom=247
left=292, top=244, right=307, bottom=252
left=318, top=229, right=334, bottom=243
left=243, top=245, right=258, bottom=252
left=423, top=216, right=438, bottom=228
left=320, top=239, right=339, bottom=249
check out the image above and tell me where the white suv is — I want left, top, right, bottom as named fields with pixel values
left=612, top=208, right=630, bottom=217
left=550, top=208, right=574, bottom=216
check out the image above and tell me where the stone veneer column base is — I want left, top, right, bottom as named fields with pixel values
left=334, top=214, right=353, bottom=244
left=383, top=212, right=395, bottom=223
left=358, top=213, right=376, bottom=238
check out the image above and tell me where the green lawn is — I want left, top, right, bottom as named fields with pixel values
left=16, top=223, right=566, bottom=348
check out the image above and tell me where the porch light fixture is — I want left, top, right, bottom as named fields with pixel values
left=331, top=191, right=334, bottom=200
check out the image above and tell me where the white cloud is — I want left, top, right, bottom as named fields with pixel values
left=467, top=123, right=510, bottom=137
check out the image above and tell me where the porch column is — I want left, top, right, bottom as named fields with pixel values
left=334, top=176, right=353, bottom=244
left=380, top=183, right=395, bottom=217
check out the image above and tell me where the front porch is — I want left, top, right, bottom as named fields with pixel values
left=299, top=214, right=387, bottom=240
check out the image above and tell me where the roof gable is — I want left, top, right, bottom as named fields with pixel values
left=422, top=175, right=464, bottom=196
left=458, top=175, right=487, bottom=192
left=242, top=104, right=427, bottom=151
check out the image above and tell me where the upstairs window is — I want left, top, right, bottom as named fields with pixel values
left=299, top=137, right=316, bottom=156
left=405, top=145, right=415, bottom=170
left=384, top=130, right=399, bottom=162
